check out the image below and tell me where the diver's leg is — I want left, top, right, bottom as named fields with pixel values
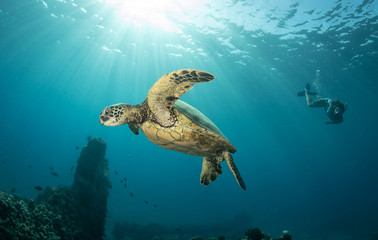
left=308, top=97, right=328, bottom=108
left=305, top=92, right=314, bottom=106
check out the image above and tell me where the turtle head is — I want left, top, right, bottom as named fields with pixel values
left=99, top=104, right=132, bottom=126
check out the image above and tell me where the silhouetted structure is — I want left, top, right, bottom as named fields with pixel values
left=0, top=137, right=110, bottom=240
left=73, top=137, right=110, bottom=240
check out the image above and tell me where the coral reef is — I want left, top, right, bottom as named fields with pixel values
left=0, top=137, right=110, bottom=240
left=245, top=227, right=269, bottom=240
left=274, top=230, right=292, bottom=240
left=0, top=189, right=78, bottom=240
left=244, top=227, right=292, bottom=240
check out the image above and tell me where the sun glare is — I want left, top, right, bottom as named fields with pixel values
left=101, top=0, right=205, bottom=32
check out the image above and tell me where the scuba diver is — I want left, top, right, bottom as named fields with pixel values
left=298, top=83, right=347, bottom=124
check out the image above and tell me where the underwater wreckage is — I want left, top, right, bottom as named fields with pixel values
left=0, top=137, right=110, bottom=240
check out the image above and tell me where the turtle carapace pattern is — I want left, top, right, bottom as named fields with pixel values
left=99, top=69, right=246, bottom=190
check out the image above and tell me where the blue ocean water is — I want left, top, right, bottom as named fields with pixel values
left=1, top=0, right=378, bottom=239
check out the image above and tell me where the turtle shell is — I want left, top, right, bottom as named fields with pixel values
left=173, top=100, right=227, bottom=140
left=140, top=100, right=236, bottom=157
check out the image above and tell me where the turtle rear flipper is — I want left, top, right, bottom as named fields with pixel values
left=200, top=153, right=246, bottom=190
left=223, top=152, right=246, bottom=190
left=147, top=69, right=215, bottom=127
left=200, top=157, right=222, bottom=186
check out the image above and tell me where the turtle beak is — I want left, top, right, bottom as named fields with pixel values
left=100, top=107, right=110, bottom=125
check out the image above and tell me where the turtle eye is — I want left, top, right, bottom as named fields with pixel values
left=104, top=107, right=111, bottom=115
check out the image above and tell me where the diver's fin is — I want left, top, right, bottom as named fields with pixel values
left=298, top=83, right=310, bottom=96
left=298, top=83, right=317, bottom=96
left=305, top=83, right=311, bottom=91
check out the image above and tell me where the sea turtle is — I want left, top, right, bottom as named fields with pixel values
left=99, top=69, right=246, bottom=190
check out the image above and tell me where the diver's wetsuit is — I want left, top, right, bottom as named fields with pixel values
left=307, top=97, right=344, bottom=124
left=325, top=99, right=343, bottom=123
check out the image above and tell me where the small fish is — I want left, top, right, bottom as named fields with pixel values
left=70, top=166, right=75, bottom=172
left=144, top=201, right=148, bottom=205
left=175, top=228, right=181, bottom=232
left=114, top=170, right=118, bottom=175
left=120, top=179, right=124, bottom=183
left=2, top=160, right=6, bottom=164
left=123, top=177, right=127, bottom=182
left=51, top=172, right=59, bottom=177
left=75, top=146, right=79, bottom=150
left=153, top=204, right=157, bottom=208
left=123, top=183, right=127, bottom=188
left=49, top=167, right=54, bottom=171
left=34, top=186, right=43, bottom=191
left=109, top=184, right=112, bottom=189
left=129, top=193, right=134, bottom=197
left=11, top=188, right=16, bottom=193
left=28, top=165, right=32, bottom=168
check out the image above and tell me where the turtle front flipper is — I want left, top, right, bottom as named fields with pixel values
left=200, top=156, right=222, bottom=186
left=223, top=152, right=246, bottom=190
left=148, top=69, right=215, bottom=127
left=128, top=122, right=140, bottom=135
